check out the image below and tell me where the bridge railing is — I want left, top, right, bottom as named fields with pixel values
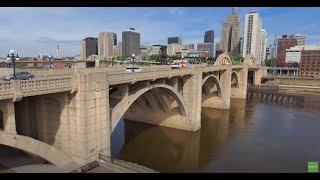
left=0, top=76, right=74, bottom=101
left=0, top=82, right=14, bottom=100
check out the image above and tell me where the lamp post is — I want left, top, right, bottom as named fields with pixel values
left=7, top=49, right=19, bottom=79
left=132, top=54, right=135, bottom=71
left=48, top=55, right=53, bottom=69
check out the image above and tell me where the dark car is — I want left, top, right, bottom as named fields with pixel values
left=3, top=72, right=35, bottom=81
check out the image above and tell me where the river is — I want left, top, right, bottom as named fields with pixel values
left=111, top=98, right=320, bottom=173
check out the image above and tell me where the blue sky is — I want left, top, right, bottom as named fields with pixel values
left=0, top=7, right=319, bottom=57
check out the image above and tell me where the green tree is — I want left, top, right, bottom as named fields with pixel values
left=229, top=54, right=244, bottom=63
left=265, top=58, right=276, bottom=67
left=150, top=54, right=159, bottom=61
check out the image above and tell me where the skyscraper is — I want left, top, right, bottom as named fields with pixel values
left=221, top=7, right=241, bottom=54
left=204, top=30, right=214, bottom=43
left=98, top=32, right=117, bottom=60
left=242, top=12, right=262, bottom=64
left=80, top=37, right=98, bottom=60
left=168, top=37, right=182, bottom=45
left=259, top=29, right=268, bottom=64
left=122, top=29, right=141, bottom=56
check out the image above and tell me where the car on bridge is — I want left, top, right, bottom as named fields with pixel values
left=171, top=63, right=180, bottom=69
left=125, top=67, right=142, bottom=73
left=3, top=72, right=35, bottom=81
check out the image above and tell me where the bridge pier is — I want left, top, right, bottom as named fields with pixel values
left=72, top=71, right=110, bottom=165
left=253, top=68, right=264, bottom=85
left=0, top=100, right=16, bottom=134
left=231, top=64, right=248, bottom=99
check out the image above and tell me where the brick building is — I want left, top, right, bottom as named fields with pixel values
left=276, top=35, right=297, bottom=66
left=299, top=46, right=320, bottom=77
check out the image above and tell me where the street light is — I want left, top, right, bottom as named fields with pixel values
left=48, top=55, right=53, bottom=69
left=132, top=54, right=135, bottom=71
left=7, top=49, right=19, bottom=79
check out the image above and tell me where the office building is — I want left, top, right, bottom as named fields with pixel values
left=122, top=30, right=141, bottom=56
left=204, top=30, right=214, bottom=43
left=197, top=43, right=214, bottom=58
left=289, top=34, right=306, bottom=46
left=299, top=45, right=320, bottom=77
left=259, top=29, right=268, bottom=63
left=276, top=35, right=298, bottom=65
left=221, top=7, right=241, bottom=54
left=98, top=32, right=116, bottom=59
left=242, top=12, right=262, bottom=64
left=80, top=37, right=98, bottom=60
left=168, top=37, right=182, bottom=45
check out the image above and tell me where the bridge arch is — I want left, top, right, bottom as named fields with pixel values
left=214, top=53, right=232, bottom=66
left=202, top=74, right=222, bottom=98
left=244, top=54, right=255, bottom=65
left=0, top=131, right=75, bottom=167
left=111, top=84, right=188, bottom=132
left=231, top=71, right=239, bottom=88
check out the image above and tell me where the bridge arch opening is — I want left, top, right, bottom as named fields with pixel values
left=231, top=72, right=239, bottom=88
left=14, top=94, right=64, bottom=151
left=202, top=75, right=222, bottom=100
left=214, top=54, right=232, bottom=66
left=111, top=85, right=189, bottom=133
left=110, top=84, right=190, bottom=159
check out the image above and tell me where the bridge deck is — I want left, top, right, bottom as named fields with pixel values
left=0, top=65, right=250, bottom=100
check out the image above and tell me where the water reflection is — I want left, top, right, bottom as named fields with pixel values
left=112, top=98, right=320, bottom=173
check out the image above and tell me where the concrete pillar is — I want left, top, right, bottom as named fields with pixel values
left=231, top=64, right=248, bottom=99
left=293, top=71, right=296, bottom=76
left=57, top=94, right=72, bottom=155
left=72, top=71, right=110, bottom=165
left=287, top=70, right=289, bottom=76
left=280, top=70, right=282, bottom=75
left=0, top=100, right=16, bottom=134
left=253, top=68, right=262, bottom=85
left=273, top=70, right=275, bottom=74
left=181, top=70, right=202, bottom=131
left=217, top=66, right=232, bottom=109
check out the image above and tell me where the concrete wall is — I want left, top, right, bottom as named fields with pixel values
left=274, top=78, right=320, bottom=86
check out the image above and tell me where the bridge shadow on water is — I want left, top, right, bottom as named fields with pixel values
left=110, top=99, right=254, bottom=172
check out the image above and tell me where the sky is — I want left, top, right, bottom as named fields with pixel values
left=0, top=7, right=319, bottom=57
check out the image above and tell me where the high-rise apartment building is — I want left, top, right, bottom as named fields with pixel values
left=259, top=29, right=268, bottom=63
left=221, top=7, right=241, bottom=54
left=168, top=37, right=182, bottom=45
left=122, top=30, right=141, bottom=56
left=98, top=32, right=117, bottom=60
left=289, top=34, right=306, bottom=46
left=276, top=35, right=298, bottom=65
left=80, top=37, right=98, bottom=60
left=204, top=30, right=214, bottom=43
left=242, top=12, right=262, bottom=64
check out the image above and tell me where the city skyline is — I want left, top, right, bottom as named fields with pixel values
left=0, top=7, right=319, bottom=57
